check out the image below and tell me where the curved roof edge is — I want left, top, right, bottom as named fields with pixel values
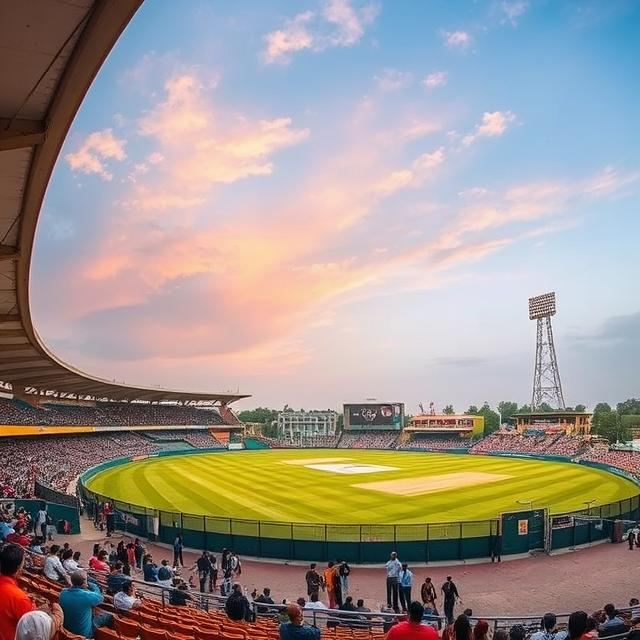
left=0, top=0, right=249, bottom=404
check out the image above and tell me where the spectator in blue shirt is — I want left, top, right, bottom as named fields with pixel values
left=59, top=570, right=111, bottom=638
left=399, top=563, right=414, bottom=613
left=279, top=602, right=320, bottom=640
left=142, top=555, right=158, bottom=582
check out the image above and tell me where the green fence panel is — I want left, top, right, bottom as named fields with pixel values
left=552, top=527, right=572, bottom=549
left=461, top=536, right=492, bottom=559
left=427, top=522, right=460, bottom=541
left=183, top=528, right=206, bottom=551
left=326, top=541, right=360, bottom=562
left=292, top=523, right=326, bottom=542
left=205, top=516, right=231, bottom=535
left=427, top=539, right=460, bottom=562
left=361, top=542, right=397, bottom=563
left=361, top=524, right=396, bottom=542
left=326, top=525, right=360, bottom=542
left=159, top=511, right=182, bottom=528
left=395, top=525, right=427, bottom=543
left=183, top=514, right=205, bottom=532
left=260, top=537, right=292, bottom=559
left=231, top=533, right=259, bottom=556
left=230, top=519, right=259, bottom=537
left=396, top=541, right=427, bottom=562
left=259, top=521, right=293, bottom=540
left=573, top=523, right=590, bottom=546
left=292, top=539, right=326, bottom=561
left=15, top=499, right=80, bottom=535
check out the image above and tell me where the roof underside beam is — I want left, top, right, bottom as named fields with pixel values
left=0, top=118, right=46, bottom=151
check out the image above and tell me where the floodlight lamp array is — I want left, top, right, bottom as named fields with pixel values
left=528, top=292, right=556, bottom=319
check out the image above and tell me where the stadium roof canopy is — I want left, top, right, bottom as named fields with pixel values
left=0, top=0, right=249, bottom=405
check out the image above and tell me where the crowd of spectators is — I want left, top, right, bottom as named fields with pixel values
left=0, top=429, right=230, bottom=499
left=337, top=431, right=400, bottom=449
left=577, top=448, right=640, bottom=477
left=0, top=398, right=225, bottom=427
left=398, top=439, right=471, bottom=451
left=470, top=433, right=586, bottom=457
left=2, top=528, right=640, bottom=640
left=0, top=433, right=161, bottom=497
left=142, top=430, right=225, bottom=449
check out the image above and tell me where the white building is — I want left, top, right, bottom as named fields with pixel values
left=277, top=410, right=338, bottom=441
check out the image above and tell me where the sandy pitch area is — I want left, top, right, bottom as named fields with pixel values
left=352, top=471, right=512, bottom=496
left=281, top=457, right=353, bottom=466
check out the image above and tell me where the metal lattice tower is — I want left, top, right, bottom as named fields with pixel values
left=529, top=292, right=565, bottom=410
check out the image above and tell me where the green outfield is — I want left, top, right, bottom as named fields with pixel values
left=85, top=449, right=638, bottom=525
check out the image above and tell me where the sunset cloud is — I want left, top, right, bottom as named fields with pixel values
left=501, top=1, right=529, bottom=26
left=65, top=129, right=126, bottom=181
left=263, top=0, right=379, bottom=64
left=462, top=110, right=516, bottom=146
left=443, top=30, right=471, bottom=51
left=374, top=68, right=413, bottom=91
left=423, top=71, right=447, bottom=88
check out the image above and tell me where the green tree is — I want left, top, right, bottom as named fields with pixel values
left=478, top=402, right=500, bottom=435
left=617, top=399, right=640, bottom=415
left=517, top=404, right=532, bottom=413
left=497, top=401, right=518, bottom=423
left=593, top=402, right=612, bottom=417
left=237, top=407, right=279, bottom=437
left=592, top=410, right=630, bottom=443
left=336, top=413, right=344, bottom=432
left=465, top=405, right=479, bottom=415
left=443, top=405, right=455, bottom=415
left=574, top=404, right=587, bottom=413
left=538, top=402, right=554, bottom=413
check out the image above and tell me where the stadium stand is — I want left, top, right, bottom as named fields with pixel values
left=470, top=432, right=586, bottom=457
left=397, top=438, right=472, bottom=451
left=0, top=543, right=638, bottom=640
left=337, top=431, right=400, bottom=449
left=0, top=398, right=225, bottom=427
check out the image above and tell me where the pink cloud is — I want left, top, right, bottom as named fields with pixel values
left=443, top=30, right=471, bottom=51
left=462, top=110, right=516, bottom=146
left=65, top=129, right=126, bottom=181
left=262, top=0, right=379, bottom=64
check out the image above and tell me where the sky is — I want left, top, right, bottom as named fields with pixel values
left=32, top=0, right=640, bottom=413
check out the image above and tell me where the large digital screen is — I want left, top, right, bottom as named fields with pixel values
left=344, top=403, right=404, bottom=430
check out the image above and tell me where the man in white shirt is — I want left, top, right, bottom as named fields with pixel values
left=385, top=551, right=402, bottom=613
left=304, top=592, right=328, bottom=625
left=35, top=506, right=48, bottom=539
left=114, top=581, right=143, bottom=612
left=44, top=545, right=70, bottom=585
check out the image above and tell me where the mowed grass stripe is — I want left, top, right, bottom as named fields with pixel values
left=85, top=450, right=639, bottom=525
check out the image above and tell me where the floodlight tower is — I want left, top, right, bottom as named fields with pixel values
left=529, top=292, right=565, bottom=410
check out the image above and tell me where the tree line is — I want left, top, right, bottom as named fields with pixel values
left=237, top=398, right=640, bottom=442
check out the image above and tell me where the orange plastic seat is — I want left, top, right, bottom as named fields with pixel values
left=59, top=629, right=87, bottom=640
left=114, top=616, right=141, bottom=638
left=140, top=625, right=167, bottom=640
left=95, top=627, right=121, bottom=640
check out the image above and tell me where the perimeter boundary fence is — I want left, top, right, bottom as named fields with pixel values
left=77, top=449, right=640, bottom=563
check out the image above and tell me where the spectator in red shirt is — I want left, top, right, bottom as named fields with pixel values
left=0, top=544, right=35, bottom=640
left=386, top=601, right=438, bottom=640
left=6, top=528, right=31, bottom=547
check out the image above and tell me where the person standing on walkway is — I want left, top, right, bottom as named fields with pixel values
left=442, top=576, right=460, bottom=624
left=133, top=539, right=144, bottom=570
left=305, top=563, right=322, bottom=600
left=173, top=534, right=184, bottom=569
left=629, top=529, right=636, bottom=551
left=399, top=563, right=414, bottom=613
left=323, top=562, right=337, bottom=609
left=385, top=551, right=402, bottom=613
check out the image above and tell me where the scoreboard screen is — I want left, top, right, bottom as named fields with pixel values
left=344, top=403, right=404, bottom=430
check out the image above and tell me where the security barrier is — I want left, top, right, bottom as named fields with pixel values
left=78, top=450, right=640, bottom=563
